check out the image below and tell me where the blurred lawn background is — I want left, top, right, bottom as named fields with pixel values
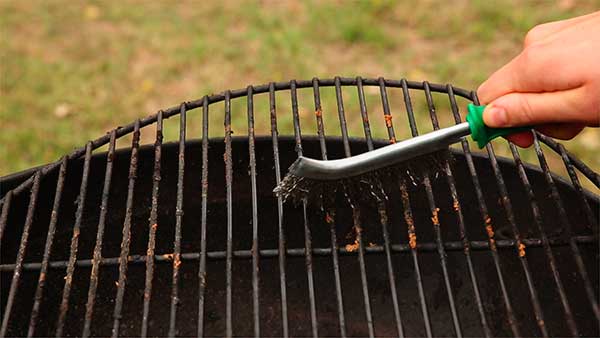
left=1, top=0, right=598, bottom=189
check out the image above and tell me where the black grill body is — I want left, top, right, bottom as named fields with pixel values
left=0, top=77, right=598, bottom=337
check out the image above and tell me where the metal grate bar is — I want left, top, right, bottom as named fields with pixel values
left=472, top=94, right=549, bottom=337
left=359, top=75, right=404, bottom=338
left=557, top=143, right=598, bottom=237
left=509, top=142, right=579, bottom=335
left=334, top=77, right=353, bottom=157
left=401, top=180, right=433, bottom=337
left=375, top=205, right=405, bottom=335
left=0, top=173, right=41, bottom=338
left=0, top=191, right=12, bottom=244
left=356, top=77, right=375, bottom=151
left=0, top=193, right=9, bottom=329
left=312, top=78, right=328, bottom=160
left=268, top=83, right=289, bottom=337
left=378, top=77, right=433, bottom=337
left=312, top=78, right=347, bottom=337
left=168, top=104, right=186, bottom=337
left=324, top=210, right=347, bottom=335
left=378, top=77, right=396, bottom=144
left=403, top=80, right=463, bottom=337
left=290, top=80, right=319, bottom=338
left=141, top=111, right=163, bottom=338
left=2, top=236, right=594, bottom=272
left=55, top=142, right=92, bottom=337
left=82, top=131, right=117, bottom=338
left=247, top=86, right=261, bottom=337
left=334, top=77, right=375, bottom=338
left=537, top=134, right=600, bottom=188
left=224, top=91, right=234, bottom=338
left=197, top=98, right=210, bottom=337
left=27, top=157, right=68, bottom=337
left=400, top=79, right=419, bottom=135
left=447, top=88, right=520, bottom=336
left=433, top=83, right=491, bottom=337
left=111, top=120, right=141, bottom=337
left=534, top=136, right=600, bottom=321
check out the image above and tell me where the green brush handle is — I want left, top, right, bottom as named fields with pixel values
left=466, top=104, right=532, bottom=148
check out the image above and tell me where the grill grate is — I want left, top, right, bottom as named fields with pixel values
left=0, top=77, right=598, bottom=337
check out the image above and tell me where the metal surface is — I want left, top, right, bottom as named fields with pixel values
left=82, top=131, right=116, bottom=338
left=451, top=88, right=520, bottom=336
left=285, top=122, right=470, bottom=180
left=0, top=173, right=41, bottom=337
left=168, top=104, right=186, bottom=338
left=0, top=77, right=598, bottom=337
left=268, top=83, right=290, bottom=338
left=140, top=111, right=162, bottom=338
left=55, top=142, right=92, bottom=337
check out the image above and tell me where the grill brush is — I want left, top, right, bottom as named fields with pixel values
left=274, top=104, right=529, bottom=203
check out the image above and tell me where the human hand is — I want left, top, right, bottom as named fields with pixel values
left=477, top=11, right=600, bottom=147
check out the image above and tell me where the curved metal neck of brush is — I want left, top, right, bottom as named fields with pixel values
left=290, top=122, right=471, bottom=180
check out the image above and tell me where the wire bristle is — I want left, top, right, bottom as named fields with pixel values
left=274, top=149, right=454, bottom=208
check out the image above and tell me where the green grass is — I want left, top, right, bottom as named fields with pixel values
left=1, top=0, right=598, bottom=190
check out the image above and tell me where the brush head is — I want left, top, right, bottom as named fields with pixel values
left=274, top=149, right=453, bottom=208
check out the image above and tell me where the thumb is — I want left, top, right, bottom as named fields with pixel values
left=482, top=88, right=586, bottom=128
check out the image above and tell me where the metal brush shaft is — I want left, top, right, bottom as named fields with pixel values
left=289, top=122, right=471, bottom=180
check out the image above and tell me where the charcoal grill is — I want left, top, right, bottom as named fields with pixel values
left=1, top=77, right=598, bottom=337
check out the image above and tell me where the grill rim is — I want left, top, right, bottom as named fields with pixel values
left=2, top=77, right=598, bottom=202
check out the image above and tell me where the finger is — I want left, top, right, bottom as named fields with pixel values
left=506, top=131, right=534, bottom=148
left=535, top=123, right=585, bottom=140
left=506, top=124, right=585, bottom=149
left=477, top=54, right=522, bottom=104
left=482, top=88, right=589, bottom=127
left=524, top=12, right=600, bottom=47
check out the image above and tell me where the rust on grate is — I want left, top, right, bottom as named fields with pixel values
left=518, top=243, right=527, bottom=257
left=431, top=208, right=440, bottom=226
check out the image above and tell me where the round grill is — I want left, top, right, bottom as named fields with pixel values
left=1, top=77, right=598, bottom=337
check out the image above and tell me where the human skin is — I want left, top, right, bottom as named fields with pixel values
left=477, top=11, right=600, bottom=147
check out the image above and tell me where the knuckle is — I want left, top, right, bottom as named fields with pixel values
left=523, top=23, right=550, bottom=47
left=524, top=26, right=542, bottom=47
left=477, top=83, right=491, bottom=103
left=515, top=94, right=535, bottom=125
left=518, top=43, right=544, bottom=70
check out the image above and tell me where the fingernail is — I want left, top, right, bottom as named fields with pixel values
left=485, top=105, right=507, bottom=126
